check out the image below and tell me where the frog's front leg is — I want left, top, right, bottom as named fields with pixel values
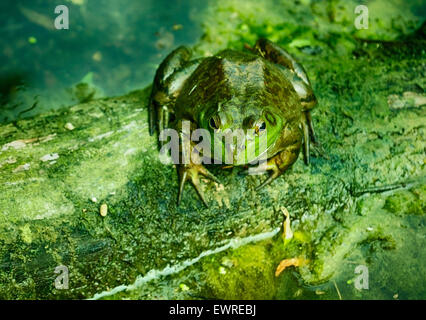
left=255, top=140, right=302, bottom=190
left=175, top=120, right=219, bottom=207
left=250, top=123, right=303, bottom=189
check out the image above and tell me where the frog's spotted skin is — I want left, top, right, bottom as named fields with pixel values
left=149, top=38, right=318, bottom=206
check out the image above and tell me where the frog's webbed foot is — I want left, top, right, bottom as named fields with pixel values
left=177, top=163, right=220, bottom=207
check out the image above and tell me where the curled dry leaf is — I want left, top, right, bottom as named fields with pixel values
left=281, top=206, right=293, bottom=242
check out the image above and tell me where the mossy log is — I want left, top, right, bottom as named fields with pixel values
left=0, top=88, right=284, bottom=299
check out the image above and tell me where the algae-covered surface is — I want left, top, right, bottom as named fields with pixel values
left=0, top=0, right=425, bottom=299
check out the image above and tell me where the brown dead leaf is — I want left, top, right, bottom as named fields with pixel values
left=281, top=207, right=293, bottom=242
left=275, top=257, right=308, bottom=277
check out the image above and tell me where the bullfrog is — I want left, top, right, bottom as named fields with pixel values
left=149, top=38, right=318, bottom=206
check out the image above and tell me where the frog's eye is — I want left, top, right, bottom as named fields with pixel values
left=209, top=117, right=219, bottom=130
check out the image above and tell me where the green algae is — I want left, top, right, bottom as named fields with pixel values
left=0, top=0, right=425, bottom=299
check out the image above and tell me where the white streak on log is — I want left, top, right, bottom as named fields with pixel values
left=40, top=153, right=60, bottom=162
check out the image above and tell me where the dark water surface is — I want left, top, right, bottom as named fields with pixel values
left=0, top=0, right=205, bottom=122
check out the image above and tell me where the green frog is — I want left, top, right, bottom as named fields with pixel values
left=149, top=38, right=318, bottom=206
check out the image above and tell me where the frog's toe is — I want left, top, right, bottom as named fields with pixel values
left=256, top=170, right=280, bottom=190
left=177, top=168, right=208, bottom=207
left=177, top=164, right=219, bottom=207
left=197, top=165, right=220, bottom=184
left=254, top=146, right=299, bottom=190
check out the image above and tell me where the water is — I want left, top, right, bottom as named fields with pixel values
left=0, top=0, right=205, bottom=122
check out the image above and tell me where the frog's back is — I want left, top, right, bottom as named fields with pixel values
left=176, top=49, right=301, bottom=121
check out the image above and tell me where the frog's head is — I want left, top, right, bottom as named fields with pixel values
left=198, top=99, right=284, bottom=165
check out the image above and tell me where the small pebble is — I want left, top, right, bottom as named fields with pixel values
left=91, top=197, right=97, bottom=203
left=64, top=122, right=75, bottom=130
left=100, top=203, right=108, bottom=217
